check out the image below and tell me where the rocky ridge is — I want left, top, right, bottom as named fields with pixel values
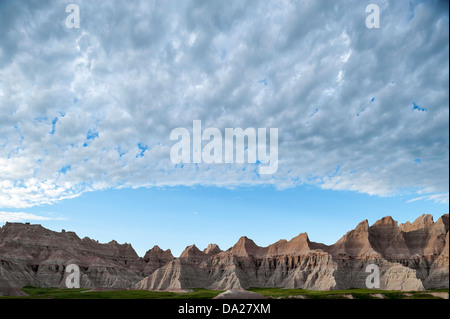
left=1, top=214, right=448, bottom=292
left=0, top=222, right=173, bottom=288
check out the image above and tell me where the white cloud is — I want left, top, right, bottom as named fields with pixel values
left=0, top=211, right=63, bottom=222
left=0, top=0, right=448, bottom=208
left=407, top=193, right=449, bottom=205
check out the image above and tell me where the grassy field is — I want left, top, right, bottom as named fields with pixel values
left=1, top=287, right=224, bottom=299
left=0, top=287, right=448, bottom=299
left=248, top=287, right=449, bottom=299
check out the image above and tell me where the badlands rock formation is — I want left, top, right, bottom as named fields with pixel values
left=1, top=214, right=448, bottom=292
left=136, top=214, right=449, bottom=291
left=142, top=245, right=174, bottom=276
left=0, top=222, right=172, bottom=289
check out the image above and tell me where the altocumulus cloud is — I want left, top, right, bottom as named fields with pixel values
left=0, top=0, right=448, bottom=208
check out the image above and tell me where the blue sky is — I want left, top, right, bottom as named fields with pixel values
left=2, top=185, right=448, bottom=256
left=0, top=0, right=448, bottom=256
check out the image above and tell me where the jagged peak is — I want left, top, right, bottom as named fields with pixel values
left=107, top=240, right=137, bottom=255
left=231, top=236, right=260, bottom=256
left=337, top=219, right=369, bottom=239
left=327, top=218, right=378, bottom=257
left=372, top=216, right=398, bottom=227
left=179, top=244, right=208, bottom=263
left=146, top=245, right=172, bottom=254
left=186, top=244, right=199, bottom=250
left=435, top=214, right=449, bottom=231
left=400, top=214, right=434, bottom=232
left=204, top=243, right=222, bottom=255
left=415, top=214, right=434, bottom=224
left=143, top=245, right=174, bottom=261
left=265, top=232, right=312, bottom=256
left=180, top=244, right=204, bottom=258
left=150, top=245, right=163, bottom=252
left=338, top=220, right=369, bottom=238
left=356, top=219, right=369, bottom=230
left=233, top=236, right=258, bottom=248
left=237, top=236, right=258, bottom=245
left=287, top=232, right=311, bottom=247
left=292, top=232, right=309, bottom=240
left=237, top=235, right=253, bottom=242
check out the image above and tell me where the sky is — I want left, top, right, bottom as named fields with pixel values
left=0, top=0, right=448, bottom=257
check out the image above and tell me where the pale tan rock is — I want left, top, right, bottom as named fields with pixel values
left=135, top=256, right=218, bottom=291
left=423, top=231, right=449, bottom=289
left=381, top=263, right=424, bottom=291
left=427, top=292, right=449, bottom=299
left=213, top=289, right=267, bottom=299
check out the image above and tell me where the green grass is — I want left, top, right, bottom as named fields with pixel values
left=247, top=287, right=449, bottom=299
left=1, top=287, right=447, bottom=299
left=1, top=287, right=224, bottom=299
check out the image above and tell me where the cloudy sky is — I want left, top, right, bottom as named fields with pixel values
left=0, top=0, right=448, bottom=255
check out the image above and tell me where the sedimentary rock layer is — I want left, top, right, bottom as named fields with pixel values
left=1, top=214, right=448, bottom=291
left=0, top=223, right=173, bottom=288
left=136, top=214, right=449, bottom=291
